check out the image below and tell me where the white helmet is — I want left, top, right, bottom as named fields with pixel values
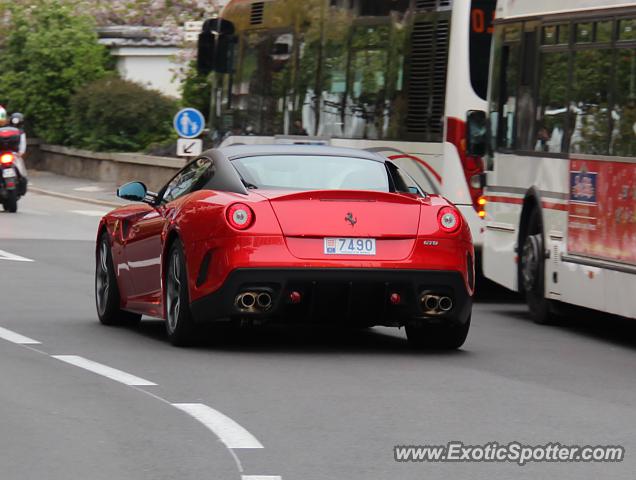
left=0, top=106, right=7, bottom=127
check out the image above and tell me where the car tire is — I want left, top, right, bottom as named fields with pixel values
left=520, top=209, right=553, bottom=324
left=96, top=234, right=142, bottom=326
left=406, top=316, right=471, bottom=350
left=165, top=240, right=197, bottom=347
left=3, top=190, right=17, bottom=213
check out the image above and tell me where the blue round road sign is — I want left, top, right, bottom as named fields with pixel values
left=174, top=108, right=205, bottom=139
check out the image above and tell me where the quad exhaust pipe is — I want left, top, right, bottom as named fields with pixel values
left=257, top=292, right=272, bottom=309
left=420, top=293, right=453, bottom=314
left=439, top=296, right=453, bottom=312
left=237, top=292, right=256, bottom=309
left=235, top=291, right=273, bottom=312
left=422, top=294, right=439, bottom=311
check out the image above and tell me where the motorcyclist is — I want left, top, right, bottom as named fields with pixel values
left=0, top=106, right=28, bottom=195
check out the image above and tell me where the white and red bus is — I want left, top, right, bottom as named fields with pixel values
left=480, top=0, right=636, bottom=321
left=207, top=0, right=496, bottom=248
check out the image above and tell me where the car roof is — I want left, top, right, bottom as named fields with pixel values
left=217, top=144, right=387, bottom=163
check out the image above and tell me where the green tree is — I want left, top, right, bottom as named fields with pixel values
left=0, top=0, right=108, bottom=143
left=180, top=60, right=212, bottom=120
left=69, top=76, right=177, bottom=152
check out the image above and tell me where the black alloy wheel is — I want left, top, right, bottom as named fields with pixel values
left=96, top=234, right=141, bottom=326
left=165, top=240, right=197, bottom=346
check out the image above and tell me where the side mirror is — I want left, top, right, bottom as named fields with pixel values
left=117, top=181, right=147, bottom=202
left=407, top=186, right=420, bottom=195
left=466, top=110, right=488, bottom=157
left=10, top=112, right=24, bottom=128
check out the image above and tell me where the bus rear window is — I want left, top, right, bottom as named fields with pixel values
left=470, top=0, right=496, bottom=100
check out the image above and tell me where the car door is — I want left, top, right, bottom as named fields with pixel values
left=124, top=158, right=214, bottom=310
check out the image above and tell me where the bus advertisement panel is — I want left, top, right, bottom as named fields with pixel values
left=568, top=159, right=636, bottom=265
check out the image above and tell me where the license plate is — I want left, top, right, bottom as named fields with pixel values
left=2, top=168, right=16, bottom=178
left=324, top=237, right=376, bottom=255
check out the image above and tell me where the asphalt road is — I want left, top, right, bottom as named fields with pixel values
left=0, top=192, right=634, bottom=480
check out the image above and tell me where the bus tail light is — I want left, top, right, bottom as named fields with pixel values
left=446, top=117, right=484, bottom=215
left=477, top=196, right=487, bottom=219
left=470, top=174, right=483, bottom=189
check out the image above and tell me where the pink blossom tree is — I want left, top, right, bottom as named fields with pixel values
left=82, top=0, right=220, bottom=27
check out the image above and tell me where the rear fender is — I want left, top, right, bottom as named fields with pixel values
left=417, top=195, right=470, bottom=240
left=416, top=196, right=474, bottom=293
left=170, top=191, right=283, bottom=309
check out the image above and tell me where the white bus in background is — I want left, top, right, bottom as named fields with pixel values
left=207, top=0, right=497, bottom=251
left=477, top=0, right=636, bottom=321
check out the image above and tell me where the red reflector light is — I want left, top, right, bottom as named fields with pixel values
left=226, top=203, right=254, bottom=230
left=0, top=153, right=14, bottom=165
left=438, top=207, right=461, bottom=233
left=289, top=291, right=302, bottom=304
left=390, top=293, right=401, bottom=305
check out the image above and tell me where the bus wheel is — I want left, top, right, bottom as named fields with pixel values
left=520, top=209, right=553, bottom=324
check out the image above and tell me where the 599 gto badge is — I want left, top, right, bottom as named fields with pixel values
left=423, top=240, right=439, bottom=246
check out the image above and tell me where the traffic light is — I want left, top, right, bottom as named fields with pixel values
left=197, top=19, right=216, bottom=75
left=197, top=18, right=235, bottom=76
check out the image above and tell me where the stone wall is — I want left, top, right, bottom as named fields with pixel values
left=26, top=144, right=186, bottom=191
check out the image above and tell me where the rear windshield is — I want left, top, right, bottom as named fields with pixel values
left=232, top=155, right=390, bottom=192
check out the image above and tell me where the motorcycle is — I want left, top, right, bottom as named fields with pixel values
left=0, top=126, right=25, bottom=213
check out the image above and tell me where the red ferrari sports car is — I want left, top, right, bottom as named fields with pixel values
left=96, top=145, right=474, bottom=348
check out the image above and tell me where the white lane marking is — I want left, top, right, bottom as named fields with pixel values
left=71, top=210, right=110, bottom=217
left=0, top=249, right=34, bottom=262
left=52, top=355, right=157, bottom=386
left=3, top=338, right=256, bottom=476
left=0, top=326, right=41, bottom=344
left=242, top=477, right=282, bottom=480
left=74, top=186, right=104, bottom=192
left=173, top=403, right=264, bottom=449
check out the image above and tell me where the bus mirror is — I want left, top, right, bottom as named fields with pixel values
left=466, top=110, right=487, bottom=157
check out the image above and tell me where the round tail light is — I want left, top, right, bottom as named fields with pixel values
left=227, top=203, right=254, bottom=230
left=438, top=206, right=461, bottom=233
left=0, top=153, right=14, bottom=165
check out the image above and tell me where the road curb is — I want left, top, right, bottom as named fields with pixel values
left=30, top=187, right=121, bottom=208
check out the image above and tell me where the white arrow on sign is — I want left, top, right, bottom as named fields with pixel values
left=0, top=249, right=34, bottom=262
left=177, top=138, right=203, bottom=157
